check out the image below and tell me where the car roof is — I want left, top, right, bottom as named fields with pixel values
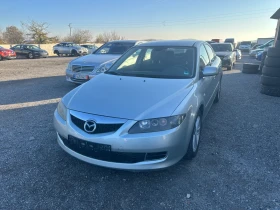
left=137, top=40, right=200, bottom=47
left=107, top=40, right=139, bottom=43
left=60, top=42, right=74, bottom=44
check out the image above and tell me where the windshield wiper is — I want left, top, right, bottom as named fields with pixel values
left=105, top=71, right=122, bottom=75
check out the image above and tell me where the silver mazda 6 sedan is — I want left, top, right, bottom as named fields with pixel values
left=54, top=40, right=222, bottom=170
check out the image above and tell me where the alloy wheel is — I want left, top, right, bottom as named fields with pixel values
left=192, top=116, right=201, bottom=152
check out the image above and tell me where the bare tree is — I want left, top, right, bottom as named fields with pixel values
left=62, top=29, right=92, bottom=44
left=95, top=31, right=125, bottom=43
left=3, top=26, right=24, bottom=44
left=0, top=28, right=4, bottom=44
left=22, top=20, right=49, bottom=44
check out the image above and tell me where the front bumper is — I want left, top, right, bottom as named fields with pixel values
left=53, top=109, right=189, bottom=170
left=4, top=55, right=16, bottom=60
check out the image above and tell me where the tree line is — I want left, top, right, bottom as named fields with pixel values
left=0, top=20, right=124, bottom=44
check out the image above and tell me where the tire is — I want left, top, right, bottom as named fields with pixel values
left=260, top=84, right=280, bottom=97
left=28, top=52, right=34, bottom=59
left=214, top=80, right=221, bottom=103
left=227, top=65, right=232, bottom=70
left=267, top=47, right=280, bottom=57
left=262, top=66, right=280, bottom=77
left=261, top=75, right=280, bottom=87
left=185, top=113, right=202, bottom=160
left=0, top=56, right=2, bottom=61
left=243, top=63, right=259, bottom=70
left=265, top=57, right=280, bottom=68
left=54, top=50, right=60, bottom=56
left=242, top=63, right=259, bottom=74
left=71, top=50, right=78, bottom=56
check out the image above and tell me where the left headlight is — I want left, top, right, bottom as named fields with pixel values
left=128, top=114, right=186, bottom=134
left=94, top=59, right=117, bottom=74
left=57, top=100, right=67, bottom=121
left=67, top=62, right=72, bottom=70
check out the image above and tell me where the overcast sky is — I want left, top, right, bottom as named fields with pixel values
left=0, top=0, right=279, bottom=42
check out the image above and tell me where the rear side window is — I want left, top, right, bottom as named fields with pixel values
left=204, top=44, right=215, bottom=62
left=199, top=45, right=210, bottom=68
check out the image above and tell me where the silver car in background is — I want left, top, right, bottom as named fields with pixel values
left=54, top=40, right=223, bottom=170
left=53, top=42, right=88, bottom=56
left=65, top=40, right=145, bottom=84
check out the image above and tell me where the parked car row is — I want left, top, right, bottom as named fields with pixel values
left=0, top=43, right=99, bottom=61
left=0, top=44, right=49, bottom=60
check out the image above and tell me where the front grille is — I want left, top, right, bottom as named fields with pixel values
left=71, top=115, right=123, bottom=134
left=59, top=135, right=167, bottom=163
left=72, top=65, right=95, bottom=72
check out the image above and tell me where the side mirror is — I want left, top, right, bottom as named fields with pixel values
left=202, top=66, right=219, bottom=77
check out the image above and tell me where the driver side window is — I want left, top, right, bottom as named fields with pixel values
left=199, top=45, right=210, bottom=70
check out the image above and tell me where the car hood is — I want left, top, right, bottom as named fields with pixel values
left=63, top=74, right=193, bottom=120
left=71, top=54, right=121, bottom=66
left=215, top=51, right=232, bottom=56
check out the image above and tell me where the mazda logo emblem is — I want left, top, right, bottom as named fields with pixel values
left=84, top=120, right=97, bottom=133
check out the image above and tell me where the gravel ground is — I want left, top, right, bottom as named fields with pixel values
left=0, top=55, right=280, bottom=210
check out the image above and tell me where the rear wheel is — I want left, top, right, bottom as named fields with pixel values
left=28, top=52, right=33, bottom=59
left=185, top=113, right=202, bottom=160
left=0, top=56, right=2, bottom=61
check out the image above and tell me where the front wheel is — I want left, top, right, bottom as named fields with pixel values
left=71, top=50, right=78, bottom=56
left=214, top=80, right=221, bottom=103
left=185, top=113, right=202, bottom=160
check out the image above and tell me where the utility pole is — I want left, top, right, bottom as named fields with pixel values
left=68, top=23, right=72, bottom=36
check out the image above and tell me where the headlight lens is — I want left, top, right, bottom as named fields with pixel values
left=128, top=114, right=186, bottom=134
left=57, top=100, right=67, bottom=121
left=95, top=59, right=117, bottom=74
left=67, top=63, right=72, bottom=70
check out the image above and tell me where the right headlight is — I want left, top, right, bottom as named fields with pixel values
left=57, top=100, right=67, bottom=121
left=128, top=114, right=186, bottom=134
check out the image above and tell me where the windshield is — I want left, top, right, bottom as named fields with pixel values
left=211, top=44, right=232, bottom=52
left=94, top=42, right=135, bottom=54
left=241, top=41, right=251, bottom=45
left=106, top=46, right=195, bottom=79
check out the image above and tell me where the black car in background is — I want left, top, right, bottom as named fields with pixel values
left=10, top=44, right=48, bottom=59
left=211, top=43, right=236, bottom=70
